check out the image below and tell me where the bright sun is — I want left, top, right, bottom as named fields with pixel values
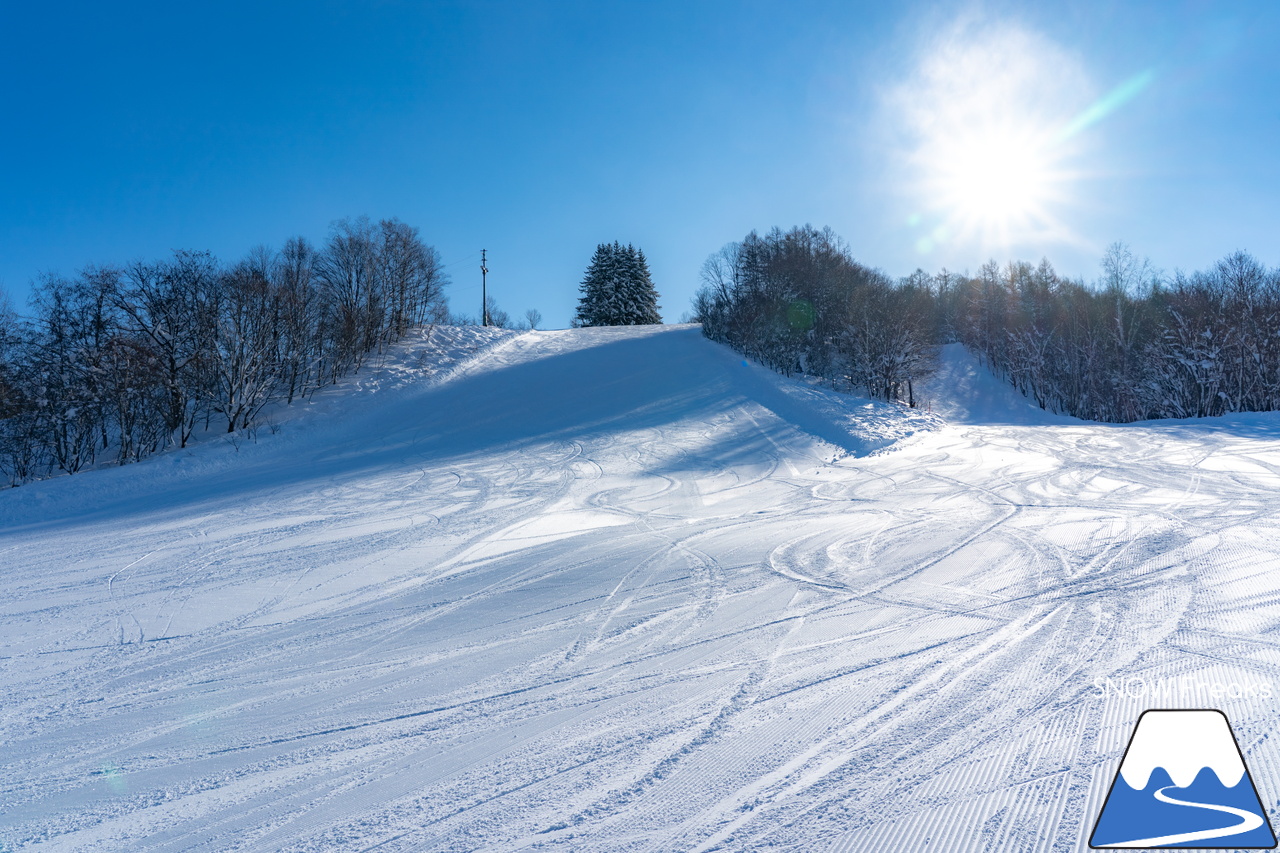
left=893, top=20, right=1095, bottom=254
left=933, top=125, right=1060, bottom=244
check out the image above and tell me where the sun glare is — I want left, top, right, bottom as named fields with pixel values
left=933, top=125, right=1060, bottom=244
left=891, top=20, right=1095, bottom=254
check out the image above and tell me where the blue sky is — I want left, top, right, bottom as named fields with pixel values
left=2, top=1, right=1277, bottom=328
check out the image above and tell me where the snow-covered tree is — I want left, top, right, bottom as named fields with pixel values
left=573, top=242, right=662, bottom=327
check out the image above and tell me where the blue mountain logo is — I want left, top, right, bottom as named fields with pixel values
left=1091, top=709, right=1276, bottom=849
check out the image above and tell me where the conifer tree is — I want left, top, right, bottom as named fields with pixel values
left=625, top=246, right=662, bottom=325
left=574, top=242, right=662, bottom=326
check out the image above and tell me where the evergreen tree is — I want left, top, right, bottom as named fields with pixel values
left=626, top=246, right=662, bottom=324
left=574, top=242, right=662, bottom=326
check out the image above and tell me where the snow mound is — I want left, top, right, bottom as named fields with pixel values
left=734, top=355, right=942, bottom=457
left=337, top=324, right=520, bottom=396
left=917, top=342, right=1080, bottom=425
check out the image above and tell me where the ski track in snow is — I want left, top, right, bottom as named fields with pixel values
left=3, top=329, right=1280, bottom=851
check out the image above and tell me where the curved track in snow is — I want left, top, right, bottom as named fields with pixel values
left=4, top=327, right=1280, bottom=851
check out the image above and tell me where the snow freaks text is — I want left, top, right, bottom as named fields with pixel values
left=1095, top=677, right=1274, bottom=702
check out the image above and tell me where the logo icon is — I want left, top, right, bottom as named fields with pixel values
left=1091, top=709, right=1276, bottom=849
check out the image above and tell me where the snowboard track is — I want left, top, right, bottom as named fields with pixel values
left=4, top=327, right=1280, bottom=852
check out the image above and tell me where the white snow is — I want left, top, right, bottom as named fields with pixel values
left=916, top=342, right=1080, bottom=426
left=1118, top=710, right=1245, bottom=790
left=4, top=324, right=1280, bottom=851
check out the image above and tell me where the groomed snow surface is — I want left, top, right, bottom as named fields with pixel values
left=4, top=325, right=1280, bottom=851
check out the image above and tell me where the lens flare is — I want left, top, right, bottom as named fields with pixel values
left=887, top=19, right=1127, bottom=254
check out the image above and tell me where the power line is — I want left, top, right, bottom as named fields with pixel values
left=437, top=251, right=481, bottom=273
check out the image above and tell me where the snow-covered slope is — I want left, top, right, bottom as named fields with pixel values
left=4, top=326, right=1280, bottom=852
left=915, top=342, right=1079, bottom=425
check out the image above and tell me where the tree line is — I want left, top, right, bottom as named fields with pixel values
left=0, top=216, right=448, bottom=486
left=693, top=226, right=935, bottom=405
left=693, top=226, right=1280, bottom=423
left=6, top=216, right=1277, bottom=486
left=947, top=244, right=1280, bottom=421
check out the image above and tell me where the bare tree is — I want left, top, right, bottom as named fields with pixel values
left=27, top=272, right=116, bottom=473
left=315, top=217, right=380, bottom=376
left=273, top=236, right=322, bottom=403
left=0, top=287, right=20, bottom=420
left=100, top=334, right=169, bottom=464
left=115, top=252, right=218, bottom=447
left=208, top=252, right=282, bottom=432
left=484, top=295, right=511, bottom=329
left=0, top=287, right=47, bottom=483
left=376, top=218, right=449, bottom=338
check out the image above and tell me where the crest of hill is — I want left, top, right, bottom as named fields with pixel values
left=4, top=324, right=994, bottom=531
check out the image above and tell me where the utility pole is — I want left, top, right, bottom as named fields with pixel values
left=480, top=249, right=488, bottom=327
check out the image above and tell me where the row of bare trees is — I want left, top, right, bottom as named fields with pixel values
left=950, top=244, right=1280, bottom=421
left=0, top=217, right=448, bottom=485
left=692, top=229, right=1280, bottom=423
left=693, top=226, right=937, bottom=404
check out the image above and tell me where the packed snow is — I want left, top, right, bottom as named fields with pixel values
left=4, top=324, right=1280, bottom=851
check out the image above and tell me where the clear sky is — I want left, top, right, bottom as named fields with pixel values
left=2, top=1, right=1278, bottom=328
